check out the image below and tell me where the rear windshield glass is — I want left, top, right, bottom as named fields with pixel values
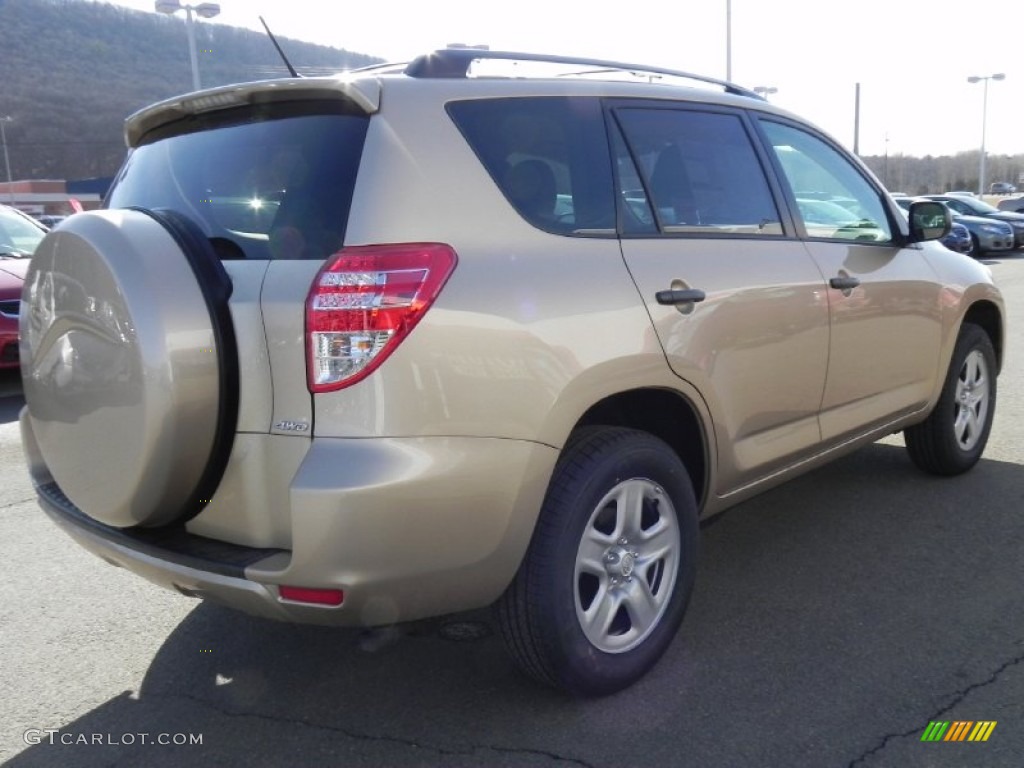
left=447, top=97, right=616, bottom=236
left=106, top=102, right=368, bottom=260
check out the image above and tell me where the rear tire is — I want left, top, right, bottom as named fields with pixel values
left=905, top=323, right=996, bottom=475
left=496, top=427, right=698, bottom=696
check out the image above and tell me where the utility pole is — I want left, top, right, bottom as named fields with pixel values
left=725, top=0, right=732, bottom=81
left=853, top=83, right=860, bottom=156
left=155, top=1, right=222, bottom=91
left=0, top=117, right=14, bottom=206
left=967, top=73, right=1005, bottom=195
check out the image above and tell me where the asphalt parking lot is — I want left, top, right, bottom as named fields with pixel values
left=1, top=252, right=1022, bottom=767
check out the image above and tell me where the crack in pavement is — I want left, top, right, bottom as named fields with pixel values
left=846, top=643, right=1024, bottom=767
left=160, top=691, right=599, bottom=767
left=0, top=496, right=36, bottom=511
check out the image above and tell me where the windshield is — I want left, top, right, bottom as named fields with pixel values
left=955, top=197, right=999, bottom=214
left=0, top=208, right=46, bottom=258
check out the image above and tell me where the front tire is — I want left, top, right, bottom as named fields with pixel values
left=496, top=427, right=699, bottom=696
left=905, top=323, right=996, bottom=475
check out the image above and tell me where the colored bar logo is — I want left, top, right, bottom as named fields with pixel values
left=921, top=721, right=997, bottom=742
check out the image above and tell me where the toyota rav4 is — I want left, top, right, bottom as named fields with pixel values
left=19, top=49, right=1005, bottom=696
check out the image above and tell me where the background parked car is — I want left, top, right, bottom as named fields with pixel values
left=32, top=214, right=66, bottom=229
left=893, top=196, right=1009, bottom=256
left=0, top=204, right=48, bottom=368
left=997, top=196, right=1024, bottom=213
left=924, top=194, right=1024, bottom=248
left=990, top=182, right=1017, bottom=195
left=939, top=220, right=973, bottom=255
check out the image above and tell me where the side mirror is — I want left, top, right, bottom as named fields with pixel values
left=907, top=201, right=951, bottom=242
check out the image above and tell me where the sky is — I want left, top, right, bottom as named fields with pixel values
left=96, top=0, right=1023, bottom=158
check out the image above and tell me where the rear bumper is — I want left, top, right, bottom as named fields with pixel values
left=36, top=483, right=295, bottom=621
left=24, top=407, right=556, bottom=625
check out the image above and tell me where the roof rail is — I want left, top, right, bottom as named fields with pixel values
left=348, top=60, right=408, bottom=75
left=403, top=49, right=761, bottom=99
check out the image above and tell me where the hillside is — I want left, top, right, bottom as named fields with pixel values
left=0, top=0, right=383, bottom=180
left=2, top=0, right=1023, bottom=193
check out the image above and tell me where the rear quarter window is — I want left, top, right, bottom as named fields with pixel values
left=447, top=97, right=616, bottom=236
left=106, top=101, right=369, bottom=260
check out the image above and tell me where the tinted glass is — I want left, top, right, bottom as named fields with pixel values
left=939, top=196, right=1001, bottom=216
left=942, top=198, right=973, bottom=216
left=615, top=108, right=782, bottom=236
left=447, top=97, right=616, bottom=235
left=0, top=208, right=46, bottom=257
left=107, top=103, right=369, bottom=260
left=761, top=121, right=893, bottom=243
left=610, top=121, right=656, bottom=235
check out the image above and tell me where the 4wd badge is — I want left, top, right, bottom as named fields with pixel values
left=274, top=420, right=310, bottom=433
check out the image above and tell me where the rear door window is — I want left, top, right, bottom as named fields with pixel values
left=106, top=101, right=369, bottom=260
left=613, top=107, right=783, bottom=236
left=447, top=97, right=616, bottom=235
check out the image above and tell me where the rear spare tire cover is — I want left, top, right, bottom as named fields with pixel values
left=20, top=209, right=233, bottom=528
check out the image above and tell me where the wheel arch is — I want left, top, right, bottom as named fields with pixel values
left=570, top=388, right=709, bottom=511
left=962, top=299, right=1004, bottom=374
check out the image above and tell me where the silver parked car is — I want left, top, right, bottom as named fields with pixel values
left=892, top=196, right=1010, bottom=255
left=19, top=49, right=1005, bottom=696
left=924, top=194, right=1024, bottom=248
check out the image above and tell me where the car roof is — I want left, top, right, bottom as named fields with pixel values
left=125, top=49, right=803, bottom=147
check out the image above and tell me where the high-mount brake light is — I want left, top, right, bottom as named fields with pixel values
left=306, top=243, right=458, bottom=392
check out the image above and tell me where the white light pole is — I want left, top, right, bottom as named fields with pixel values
left=155, top=0, right=221, bottom=91
left=0, top=116, right=13, bottom=206
left=753, top=85, right=777, bottom=100
left=967, top=73, right=1005, bottom=196
left=725, top=0, right=732, bottom=81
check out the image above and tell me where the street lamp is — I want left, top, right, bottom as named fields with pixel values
left=0, top=117, right=13, bottom=206
left=967, top=73, right=1005, bottom=196
left=753, top=86, right=777, bottom=100
left=725, top=0, right=732, bottom=81
left=155, top=0, right=221, bottom=91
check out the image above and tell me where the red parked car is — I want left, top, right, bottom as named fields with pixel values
left=0, top=205, right=48, bottom=368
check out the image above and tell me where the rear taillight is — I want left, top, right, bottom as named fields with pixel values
left=306, top=243, right=457, bottom=392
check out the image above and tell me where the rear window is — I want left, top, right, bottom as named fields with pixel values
left=447, top=97, right=616, bottom=236
left=106, top=101, right=368, bottom=260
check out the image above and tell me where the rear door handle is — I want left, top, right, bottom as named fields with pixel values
left=655, top=288, right=706, bottom=305
left=829, top=276, right=861, bottom=290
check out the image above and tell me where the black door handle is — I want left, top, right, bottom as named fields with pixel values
left=829, top=276, right=861, bottom=290
left=655, top=288, right=706, bottom=305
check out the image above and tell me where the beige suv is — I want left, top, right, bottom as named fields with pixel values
left=19, top=49, right=1004, bottom=696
